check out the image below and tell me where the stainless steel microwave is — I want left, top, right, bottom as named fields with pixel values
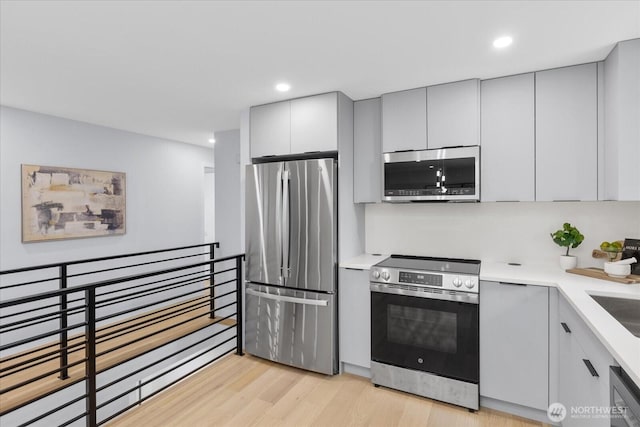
left=383, top=146, right=480, bottom=202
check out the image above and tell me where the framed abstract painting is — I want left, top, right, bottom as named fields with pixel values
left=21, top=164, right=126, bottom=242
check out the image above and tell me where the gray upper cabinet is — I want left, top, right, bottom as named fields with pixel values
left=291, top=92, right=338, bottom=154
left=481, top=74, right=535, bottom=202
left=604, top=38, right=640, bottom=201
left=427, top=79, right=480, bottom=149
left=354, top=98, right=382, bottom=203
left=381, top=87, right=427, bottom=152
left=250, top=101, right=291, bottom=158
left=480, top=281, right=549, bottom=411
left=250, top=92, right=340, bottom=158
left=535, top=63, right=598, bottom=201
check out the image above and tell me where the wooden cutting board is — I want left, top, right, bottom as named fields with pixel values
left=567, top=267, right=640, bottom=284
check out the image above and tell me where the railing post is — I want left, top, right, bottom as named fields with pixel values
left=236, top=255, right=244, bottom=356
left=86, top=288, right=97, bottom=427
left=59, top=264, right=69, bottom=380
left=209, top=243, right=216, bottom=319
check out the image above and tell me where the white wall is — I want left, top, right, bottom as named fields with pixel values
left=365, top=201, right=640, bottom=267
left=213, top=129, right=242, bottom=257
left=239, top=109, right=251, bottom=253
left=204, top=167, right=215, bottom=242
left=0, top=106, right=214, bottom=270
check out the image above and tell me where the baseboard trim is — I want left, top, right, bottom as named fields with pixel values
left=341, top=362, right=371, bottom=378
left=480, top=396, right=557, bottom=425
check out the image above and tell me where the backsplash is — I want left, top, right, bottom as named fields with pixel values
left=365, top=201, right=640, bottom=267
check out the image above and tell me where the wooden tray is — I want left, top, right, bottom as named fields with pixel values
left=567, top=267, right=640, bottom=284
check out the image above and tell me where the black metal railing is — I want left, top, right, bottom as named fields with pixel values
left=0, top=243, right=245, bottom=426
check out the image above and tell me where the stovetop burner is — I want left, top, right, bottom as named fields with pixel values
left=376, top=254, right=481, bottom=275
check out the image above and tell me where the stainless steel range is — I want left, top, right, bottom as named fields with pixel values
left=370, top=255, right=481, bottom=410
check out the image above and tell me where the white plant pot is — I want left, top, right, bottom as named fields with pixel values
left=560, top=255, right=577, bottom=270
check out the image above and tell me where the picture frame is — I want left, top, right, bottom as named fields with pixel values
left=21, top=164, right=126, bottom=242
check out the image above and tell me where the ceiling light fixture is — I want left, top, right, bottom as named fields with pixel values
left=493, top=36, right=513, bottom=49
left=275, top=82, right=291, bottom=92
left=208, top=137, right=216, bottom=144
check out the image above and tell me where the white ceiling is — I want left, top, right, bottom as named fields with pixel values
left=1, top=1, right=639, bottom=147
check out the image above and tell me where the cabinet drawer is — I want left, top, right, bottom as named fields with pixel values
left=558, top=296, right=616, bottom=380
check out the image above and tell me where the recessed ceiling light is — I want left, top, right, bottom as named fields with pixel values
left=208, top=138, right=216, bottom=144
left=493, top=36, right=513, bottom=49
left=275, top=82, right=291, bottom=92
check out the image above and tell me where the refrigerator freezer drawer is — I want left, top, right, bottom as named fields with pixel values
left=244, top=283, right=337, bottom=375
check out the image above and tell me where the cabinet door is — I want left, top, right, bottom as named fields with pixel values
left=558, top=318, right=584, bottom=427
left=604, top=39, right=640, bottom=201
left=382, top=88, right=427, bottom=152
left=479, top=281, right=548, bottom=410
left=250, top=101, right=291, bottom=158
left=427, top=79, right=480, bottom=149
left=338, top=268, right=371, bottom=369
left=354, top=98, right=382, bottom=203
left=536, top=63, right=598, bottom=201
left=481, top=74, right=535, bottom=201
left=290, top=92, right=338, bottom=154
left=558, top=296, right=613, bottom=427
left=558, top=328, right=611, bottom=427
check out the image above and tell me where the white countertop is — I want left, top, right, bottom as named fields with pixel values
left=481, top=261, right=640, bottom=388
left=340, top=253, right=389, bottom=270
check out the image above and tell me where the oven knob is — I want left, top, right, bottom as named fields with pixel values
left=381, top=271, right=390, bottom=281
left=372, top=270, right=380, bottom=279
left=453, top=277, right=462, bottom=287
left=465, top=279, right=475, bottom=289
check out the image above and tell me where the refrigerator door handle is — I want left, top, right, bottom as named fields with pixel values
left=246, top=288, right=329, bottom=307
left=275, top=167, right=283, bottom=284
left=282, top=169, right=291, bottom=280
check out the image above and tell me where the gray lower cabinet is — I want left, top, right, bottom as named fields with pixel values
left=558, top=295, right=616, bottom=427
left=480, top=281, right=549, bottom=410
left=338, top=268, right=370, bottom=369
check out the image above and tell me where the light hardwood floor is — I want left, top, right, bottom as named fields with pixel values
left=109, top=354, right=549, bottom=427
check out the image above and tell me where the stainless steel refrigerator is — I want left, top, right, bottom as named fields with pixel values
left=245, top=158, right=338, bottom=375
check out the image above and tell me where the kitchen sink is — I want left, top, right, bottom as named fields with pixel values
left=590, top=295, right=640, bottom=338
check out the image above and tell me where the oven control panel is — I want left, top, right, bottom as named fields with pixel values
left=370, top=267, right=478, bottom=293
left=398, top=271, right=442, bottom=287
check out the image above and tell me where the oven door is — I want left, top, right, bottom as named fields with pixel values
left=371, top=285, right=479, bottom=383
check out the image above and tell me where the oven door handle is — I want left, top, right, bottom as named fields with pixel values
left=370, top=283, right=479, bottom=304
left=246, top=288, right=328, bottom=307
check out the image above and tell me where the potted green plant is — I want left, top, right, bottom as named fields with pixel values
left=550, top=223, right=584, bottom=270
